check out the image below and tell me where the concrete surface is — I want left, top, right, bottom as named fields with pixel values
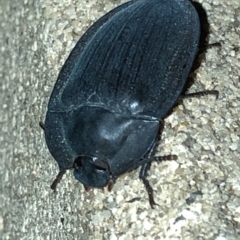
left=0, top=0, right=240, bottom=239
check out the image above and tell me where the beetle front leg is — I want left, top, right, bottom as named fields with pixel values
left=139, top=128, right=160, bottom=209
left=139, top=154, right=178, bottom=208
left=139, top=128, right=160, bottom=208
left=139, top=162, right=158, bottom=208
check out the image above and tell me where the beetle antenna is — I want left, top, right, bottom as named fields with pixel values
left=51, top=169, right=66, bottom=190
left=138, top=154, right=177, bottom=167
left=39, top=121, right=45, bottom=130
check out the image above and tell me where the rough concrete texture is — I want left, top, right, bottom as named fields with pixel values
left=0, top=0, right=240, bottom=239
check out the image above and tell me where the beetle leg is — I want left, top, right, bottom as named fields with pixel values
left=139, top=133, right=159, bottom=209
left=51, top=169, right=66, bottom=190
left=139, top=155, right=177, bottom=208
left=199, top=42, right=221, bottom=53
left=139, top=162, right=159, bottom=208
left=181, top=90, right=219, bottom=100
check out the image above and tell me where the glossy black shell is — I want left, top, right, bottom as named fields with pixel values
left=44, top=0, right=200, bottom=188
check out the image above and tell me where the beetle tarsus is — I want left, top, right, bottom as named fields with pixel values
left=51, top=170, right=66, bottom=190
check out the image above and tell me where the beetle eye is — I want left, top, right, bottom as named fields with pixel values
left=74, top=156, right=110, bottom=172
left=93, top=160, right=109, bottom=172
left=74, top=156, right=83, bottom=169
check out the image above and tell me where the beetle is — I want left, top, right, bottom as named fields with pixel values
left=40, top=0, right=218, bottom=208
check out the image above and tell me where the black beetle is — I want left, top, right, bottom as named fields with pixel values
left=40, top=0, right=218, bottom=208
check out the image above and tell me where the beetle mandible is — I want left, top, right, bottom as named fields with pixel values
left=40, top=0, right=218, bottom=208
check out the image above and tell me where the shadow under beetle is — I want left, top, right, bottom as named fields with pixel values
left=40, top=0, right=218, bottom=208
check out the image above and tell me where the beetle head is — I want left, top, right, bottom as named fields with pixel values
left=73, top=155, right=112, bottom=188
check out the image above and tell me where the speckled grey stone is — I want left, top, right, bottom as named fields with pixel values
left=1, top=0, right=240, bottom=239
